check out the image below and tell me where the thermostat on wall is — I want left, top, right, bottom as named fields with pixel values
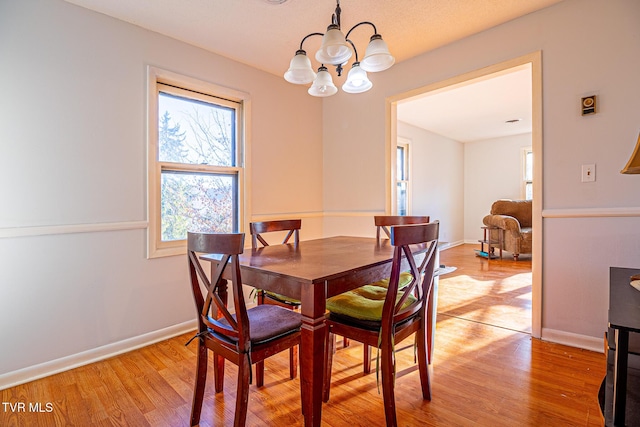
left=581, top=95, right=596, bottom=115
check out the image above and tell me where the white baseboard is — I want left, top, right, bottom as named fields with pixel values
left=439, top=240, right=465, bottom=250
left=541, top=328, right=604, bottom=353
left=0, top=320, right=197, bottom=391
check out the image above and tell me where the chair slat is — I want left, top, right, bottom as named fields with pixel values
left=375, top=215, right=430, bottom=244
left=186, top=231, right=302, bottom=427
left=248, top=219, right=303, bottom=383
left=324, top=221, right=439, bottom=427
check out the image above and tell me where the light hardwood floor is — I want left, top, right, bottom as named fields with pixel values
left=1, top=244, right=606, bottom=426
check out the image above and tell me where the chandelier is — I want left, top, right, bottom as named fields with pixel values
left=283, top=0, right=395, bottom=97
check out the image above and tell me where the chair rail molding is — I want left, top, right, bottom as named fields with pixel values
left=0, top=220, right=148, bottom=239
left=542, top=207, right=640, bottom=218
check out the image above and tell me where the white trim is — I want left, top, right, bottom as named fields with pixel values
left=521, top=146, right=533, bottom=200
left=146, top=66, right=251, bottom=259
left=387, top=51, right=544, bottom=339
left=530, top=51, right=543, bottom=340
left=541, top=328, right=604, bottom=353
left=1, top=208, right=463, bottom=240
left=4, top=206, right=635, bottom=240
left=543, top=207, right=640, bottom=218
left=438, top=240, right=465, bottom=250
left=252, top=211, right=385, bottom=219
left=322, top=210, right=386, bottom=217
left=0, top=221, right=147, bottom=239
left=0, top=320, right=197, bottom=390
left=250, top=211, right=325, bottom=221
left=396, top=137, right=411, bottom=215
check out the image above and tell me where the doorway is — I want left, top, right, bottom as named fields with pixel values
left=385, top=52, right=542, bottom=338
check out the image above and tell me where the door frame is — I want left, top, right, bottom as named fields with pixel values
left=385, top=51, right=543, bottom=338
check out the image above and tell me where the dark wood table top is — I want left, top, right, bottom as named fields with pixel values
left=609, top=267, right=640, bottom=333
left=238, top=236, right=395, bottom=281
left=217, top=235, right=427, bottom=301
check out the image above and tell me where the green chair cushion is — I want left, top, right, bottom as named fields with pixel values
left=264, top=291, right=300, bottom=306
left=326, top=284, right=417, bottom=321
left=368, top=271, right=414, bottom=289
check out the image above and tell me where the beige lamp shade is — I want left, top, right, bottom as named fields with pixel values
left=621, top=133, right=640, bottom=174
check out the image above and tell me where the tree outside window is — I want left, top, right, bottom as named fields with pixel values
left=147, top=68, right=245, bottom=258
left=158, top=90, right=238, bottom=242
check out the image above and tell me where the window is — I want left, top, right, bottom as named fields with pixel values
left=148, top=68, right=247, bottom=258
left=522, top=147, right=533, bottom=200
left=396, top=138, right=411, bottom=215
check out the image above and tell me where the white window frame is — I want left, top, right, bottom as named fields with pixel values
left=396, top=137, right=411, bottom=215
left=521, top=146, right=533, bottom=200
left=147, top=67, right=250, bottom=258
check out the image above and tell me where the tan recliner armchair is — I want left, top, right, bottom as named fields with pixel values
left=482, top=199, right=532, bottom=260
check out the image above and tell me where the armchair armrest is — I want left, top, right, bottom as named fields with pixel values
left=482, top=214, right=522, bottom=234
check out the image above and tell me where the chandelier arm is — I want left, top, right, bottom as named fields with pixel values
left=299, top=32, right=325, bottom=51
left=285, top=0, right=388, bottom=96
left=345, top=21, right=378, bottom=40
left=345, top=39, right=359, bottom=62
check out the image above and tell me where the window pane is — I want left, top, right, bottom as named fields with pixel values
left=397, top=181, right=407, bottom=216
left=158, top=92, right=236, bottom=166
left=161, top=171, right=237, bottom=241
left=526, top=182, right=533, bottom=200
left=525, top=151, right=533, bottom=181
left=397, top=146, right=405, bottom=180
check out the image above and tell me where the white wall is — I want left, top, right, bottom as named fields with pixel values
left=397, top=122, right=464, bottom=245
left=323, top=0, right=640, bottom=345
left=0, top=0, right=323, bottom=386
left=464, top=133, right=532, bottom=241
left=3, top=0, right=640, bottom=388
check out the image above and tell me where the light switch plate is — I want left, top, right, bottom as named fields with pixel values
left=582, top=164, right=596, bottom=182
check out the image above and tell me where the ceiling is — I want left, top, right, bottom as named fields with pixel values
left=64, top=0, right=557, bottom=141
left=397, top=64, right=532, bottom=142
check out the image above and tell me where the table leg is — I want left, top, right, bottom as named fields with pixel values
left=427, top=276, right=438, bottom=364
left=299, top=283, right=327, bottom=427
left=214, top=277, right=228, bottom=391
left=613, top=329, right=629, bottom=426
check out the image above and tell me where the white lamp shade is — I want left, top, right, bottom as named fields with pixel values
left=360, top=35, right=395, bottom=72
left=341, top=62, right=372, bottom=94
left=284, top=50, right=317, bottom=84
left=308, top=67, right=337, bottom=97
left=315, top=25, right=352, bottom=65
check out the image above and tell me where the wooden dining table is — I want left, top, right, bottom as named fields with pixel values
left=203, top=235, right=414, bottom=427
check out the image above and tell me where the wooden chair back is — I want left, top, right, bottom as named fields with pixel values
left=323, top=221, right=440, bottom=426
left=187, top=232, right=250, bottom=351
left=187, top=231, right=302, bottom=427
left=384, top=222, right=439, bottom=329
left=249, top=219, right=301, bottom=249
left=374, top=215, right=430, bottom=244
left=323, top=222, right=440, bottom=426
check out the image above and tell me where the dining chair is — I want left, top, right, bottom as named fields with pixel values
left=249, top=219, right=302, bottom=383
left=374, top=215, right=430, bottom=244
left=323, top=222, right=439, bottom=427
left=187, top=231, right=302, bottom=427
left=354, top=215, right=431, bottom=373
